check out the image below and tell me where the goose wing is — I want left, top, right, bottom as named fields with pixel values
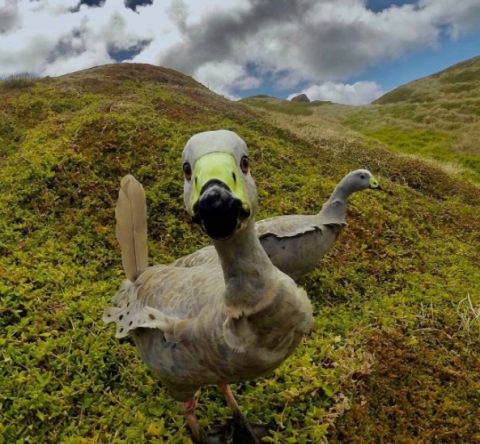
left=256, top=214, right=323, bottom=239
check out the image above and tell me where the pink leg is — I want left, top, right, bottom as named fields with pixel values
left=220, top=384, right=241, bottom=413
left=179, top=400, right=210, bottom=444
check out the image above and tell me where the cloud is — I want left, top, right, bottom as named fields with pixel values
left=0, top=0, right=479, bottom=97
left=160, top=0, right=314, bottom=76
left=418, top=0, right=480, bottom=37
left=165, top=0, right=189, bottom=33
left=289, top=81, right=385, bottom=105
left=0, top=0, right=157, bottom=76
left=0, top=0, right=20, bottom=34
left=194, top=61, right=261, bottom=99
left=159, top=0, right=480, bottom=90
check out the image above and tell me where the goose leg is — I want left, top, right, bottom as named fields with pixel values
left=219, top=384, right=261, bottom=444
left=180, top=400, right=211, bottom=444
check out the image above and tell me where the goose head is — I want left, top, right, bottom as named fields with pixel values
left=182, top=130, right=257, bottom=240
left=341, top=169, right=380, bottom=193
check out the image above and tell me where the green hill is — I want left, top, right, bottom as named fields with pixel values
left=348, top=56, right=480, bottom=182
left=1, top=63, right=479, bottom=443
left=240, top=95, right=332, bottom=116
left=374, top=56, right=480, bottom=105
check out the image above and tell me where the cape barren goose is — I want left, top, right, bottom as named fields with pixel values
left=104, top=130, right=313, bottom=443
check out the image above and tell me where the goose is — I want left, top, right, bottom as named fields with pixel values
left=103, top=130, right=313, bottom=443
left=174, top=169, right=380, bottom=279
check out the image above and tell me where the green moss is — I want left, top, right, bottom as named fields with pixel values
left=1, top=64, right=480, bottom=443
left=364, top=127, right=450, bottom=155
left=441, top=83, right=473, bottom=94
left=332, top=326, right=480, bottom=442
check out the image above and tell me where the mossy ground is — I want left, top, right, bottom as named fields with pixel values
left=1, top=63, right=480, bottom=443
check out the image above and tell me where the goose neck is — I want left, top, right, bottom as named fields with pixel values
left=213, top=219, right=276, bottom=309
left=317, top=183, right=348, bottom=224
left=328, top=183, right=350, bottom=203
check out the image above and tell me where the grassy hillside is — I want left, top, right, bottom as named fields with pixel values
left=241, top=95, right=332, bottom=116
left=1, top=63, right=480, bottom=443
left=347, top=56, right=480, bottom=183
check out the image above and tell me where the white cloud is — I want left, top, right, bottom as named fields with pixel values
left=157, top=0, right=480, bottom=94
left=0, top=0, right=479, bottom=97
left=194, top=61, right=261, bottom=99
left=289, top=81, right=385, bottom=105
left=0, top=0, right=159, bottom=76
left=0, top=0, right=20, bottom=34
left=419, top=0, right=480, bottom=39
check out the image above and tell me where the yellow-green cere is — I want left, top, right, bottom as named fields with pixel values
left=189, top=152, right=249, bottom=212
left=369, top=176, right=379, bottom=188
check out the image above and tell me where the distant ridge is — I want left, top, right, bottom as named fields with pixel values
left=374, top=55, right=480, bottom=104
left=56, top=63, right=205, bottom=89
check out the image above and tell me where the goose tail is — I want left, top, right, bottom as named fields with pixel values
left=115, top=174, right=148, bottom=282
left=104, top=280, right=180, bottom=339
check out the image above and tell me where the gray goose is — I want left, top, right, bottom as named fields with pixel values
left=103, top=130, right=313, bottom=443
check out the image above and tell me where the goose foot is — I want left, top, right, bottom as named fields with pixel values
left=205, top=423, right=230, bottom=444
left=244, top=423, right=270, bottom=440
left=231, top=411, right=262, bottom=444
left=180, top=400, right=211, bottom=444
left=219, top=384, right=262, bottom=444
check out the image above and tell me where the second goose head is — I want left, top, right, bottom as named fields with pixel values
left=341, top=169, right=381, bottom=194
left=182, top=130, right=257, bottom=240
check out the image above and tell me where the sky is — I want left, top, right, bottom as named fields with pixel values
left=1, top=0, right=479, bottom=105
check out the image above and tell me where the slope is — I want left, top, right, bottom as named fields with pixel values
left=348, top=56, right=480, bottom=182
left=1, top=63, right=479, bottom=443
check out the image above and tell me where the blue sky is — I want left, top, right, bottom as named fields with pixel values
left=367, top=0, right=416, bottom=12
left=236, top=28, right=480, bottom=100
left=1, top=0, right=479, bottom=104
left=351, top=28, right=480, bottom=90
left=341, top=0, right=479, bottom=94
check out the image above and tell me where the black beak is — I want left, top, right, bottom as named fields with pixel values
left=193, top=179, right=250, bottom=240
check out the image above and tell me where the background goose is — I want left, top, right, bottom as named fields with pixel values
left=174, top=169, right=380, bottom=279
left=103, top=130, right=313, bottom=443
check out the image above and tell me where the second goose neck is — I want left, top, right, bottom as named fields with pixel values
left=317, top=183, right=349, bottom=224
left=328, top=183, right=349, bottom=203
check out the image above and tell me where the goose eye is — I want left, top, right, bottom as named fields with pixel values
left=240, top=156, right=249, bottom=174
left=183, top=162, right=192, bottom=181
left=360, top=174, right=365, bottom=179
